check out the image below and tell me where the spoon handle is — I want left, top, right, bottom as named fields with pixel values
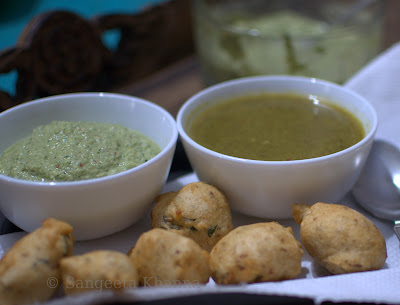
left=395, top=221, right=400, bottom=241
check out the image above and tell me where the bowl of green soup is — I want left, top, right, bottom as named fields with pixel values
left=0, top=93, right=178, bottom=240
left=177, top=75, right=377, bottom=219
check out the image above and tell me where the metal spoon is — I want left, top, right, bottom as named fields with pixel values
left=352, top=139, right=400, bottom=240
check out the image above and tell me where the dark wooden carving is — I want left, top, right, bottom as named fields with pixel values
left=0, top=0, right=193, bottom=111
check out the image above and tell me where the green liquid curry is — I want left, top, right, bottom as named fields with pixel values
left=188, top=93, right=364, bottom=161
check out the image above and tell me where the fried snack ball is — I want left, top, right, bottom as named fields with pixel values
left=0, top=218, right=74, bottom=305
left=209, top=222, right=303, bottom=284
left=130, top=228, right=211, bottom=286
left=151, top=182, right=233, bottom=251
left=60, top=250, right=139, bottom=295
left=293, top=202, right=387, bottom=275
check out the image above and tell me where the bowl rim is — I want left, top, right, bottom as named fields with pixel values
left=0, top=92, right=178, bottom=186
left=177, top=75, right=378, bottom=166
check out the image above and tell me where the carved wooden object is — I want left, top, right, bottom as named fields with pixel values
left=0, top=0, right=193, bottom=111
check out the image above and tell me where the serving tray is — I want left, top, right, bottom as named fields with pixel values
left=2, top=42, right=400, bottom=305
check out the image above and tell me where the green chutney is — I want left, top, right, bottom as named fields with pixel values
left=188, top=93, right=364, bottom=161
left=0, top=121, right=161, bottom=182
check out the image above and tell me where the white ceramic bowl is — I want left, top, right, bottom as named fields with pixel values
left=177, top=76, right=378, bottom=219
left=0, top=93, right=178, bottom=240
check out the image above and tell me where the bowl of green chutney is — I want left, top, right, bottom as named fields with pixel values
left=0, top=92, right=178, bottom=240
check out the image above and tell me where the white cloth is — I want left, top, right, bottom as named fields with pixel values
left=2, top=43, right=400, bottom=305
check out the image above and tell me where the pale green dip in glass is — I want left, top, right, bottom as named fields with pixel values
left=0, top=121, right=161, bottom=182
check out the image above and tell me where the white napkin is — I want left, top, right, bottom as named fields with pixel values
left=346, top=42, right=400, bottom=146
left=2, top=43, right=400, bottom=305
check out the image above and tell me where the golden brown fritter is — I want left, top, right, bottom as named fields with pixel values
left=209, top=222, right=303, bottom=284
left=151, top=182, right=233, bottom=251
left=130, top=228, right=210, bottom=286
left=0, top=218, right=74, bottom=305
left=60, top=250, right=139, bottom=295
left=293, top=202, right=387, bottom=275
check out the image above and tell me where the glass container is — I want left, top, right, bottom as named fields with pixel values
left=192, top=0, right=385, bottom=85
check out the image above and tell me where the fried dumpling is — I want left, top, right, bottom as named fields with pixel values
left=129, top=228, right=210, bottom=286
left=151, top=182, right=233, bottom=251
left=293, top=202, right=387, bottom=275
left=0, top=218, right=74, bottom=305
left=60, top=250, right=139, bottom=295
left=209, top=222, right=303, bottom=284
